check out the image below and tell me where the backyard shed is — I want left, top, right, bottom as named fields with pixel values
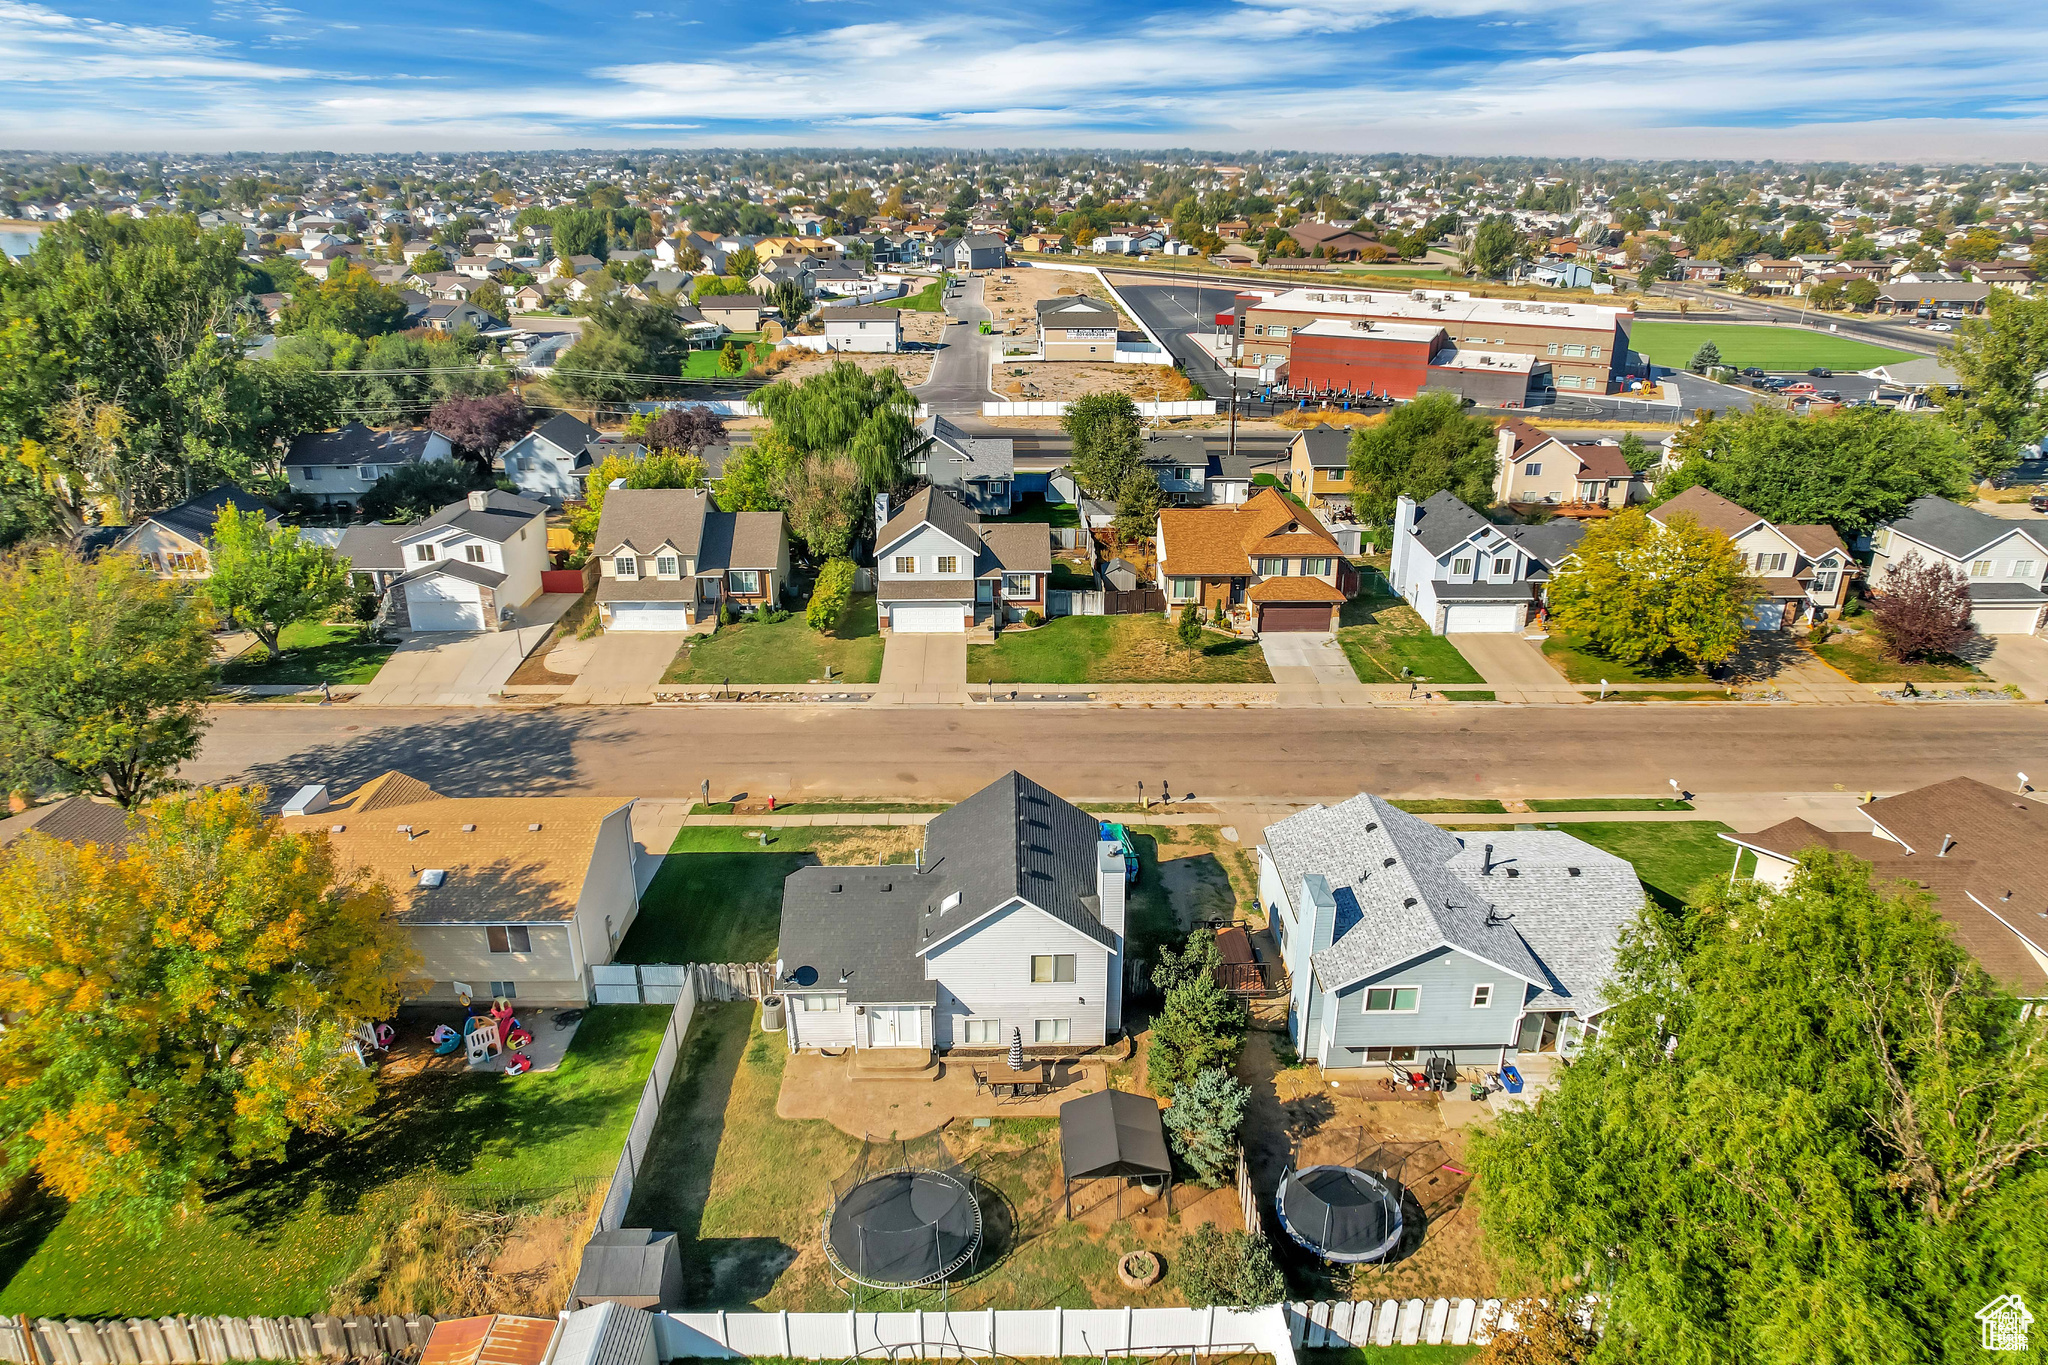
left=573, top=1228, right=684, bottom=1309
left=1059, top=1088, right=1172, bottom=1218
left=418, top=1316, right=558, bottom=1365
left=551, top=1301, right=660, bottom=1365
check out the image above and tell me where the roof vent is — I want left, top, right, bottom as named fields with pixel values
left=397, top=824, right=415, bottom=840
left=419, top=869, right=447, bottom=888
left=940, top=890, right=961, bottom=912
left=1506, top=868, right=1520, bottom=878
left=1364, top=822, right=1377, bottom=832
left=880, top=883, right=892, bottom=893
left=1568, top=867, right=1581, bottom=877
left=462, top=823, right=477, bottom=833
left=830, top=883, right=842, bottom=893
left=1382, top=856, right=1396, bottom=868
left=528, top=823, right=542, bottom=832
left=329, top=824, right=346, bottom=833
left=1403, top=897, right=1418, bottom=908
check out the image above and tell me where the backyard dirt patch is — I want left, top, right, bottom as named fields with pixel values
left=993, top=363, right=1197, bottom=403
left=981, top=268, right=1134, bottom=331
left=773, top=348, right=934, bottom=386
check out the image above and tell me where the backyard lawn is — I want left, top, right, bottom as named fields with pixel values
left=0, top=1007, right=670, bottom=1318
left=682, top=340, right=775, bottom=376
left=1810, top=628, right=1983, bottom=683
left=990, top=496, right=1081, bottom=528
left=1542, top=634, right=1716, bottom=685
left=1566, top=820, right=1743, bottom=911
left=1626, top=321, right=1917, bottom=372
left=1337, top=595, right=1484, bottom=685
left=967, top=615, right=1272, bottom=684
left=1527, top=797, right=1693, bottom=812
left=218, top=621, right=394, bottom=686
left=619, top=824, right=923, bottom=965
left=663, top=596, right=884, bottom=685
left=878, top=276, right=949, bottom=311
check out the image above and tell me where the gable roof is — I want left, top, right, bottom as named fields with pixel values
left=122, top=485, right=270, bottom=547
left=1884, top=495, right=2048, bottom=562
left=1158, top=487, right=1341, bottom=576
left=1293, top=424, right=1351, bottom=468
left=977, top=522, right=1052, bottom=574
left=0, top=795, right=135, bottom=854
left=286, top=423, right=443, bottom=468
left=314, top=772, right=631, bottom=926
left=398, top=490, right=547, bottom=545
left=336, top=520, right=409, bottom=572
left=879, top=485, right=983, bottom=554
left=1408, top=490, right=1516, bottom=558
left=1652, top=485, right=1765, bottom=538
left=595, top=486, right=714, bottom=557
left=529, top=412, right=601, bottom=455
left=1499, top=517, right=1586, bottom=570
left=921, top=414, right=1015, bottom=484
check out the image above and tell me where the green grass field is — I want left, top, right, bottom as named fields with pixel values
left=1627, top=321, right=1918, bottom=372
left=0, top=1008, right=668, bottom=1318
left=663, top=596, right=884, bottom=685
left=877, top=275, right=949, bottom=311
left=1542, top=634, right=1716, bottom=685
left=1567, top=821, right=1743, bottom=911
left=218, top=621, right=394, bottom=686
left=682, top=340, right=775, bottom=376
left=1337, top=595, right=1485, bottom=685
left=967, top=614, right=1272, bottom=685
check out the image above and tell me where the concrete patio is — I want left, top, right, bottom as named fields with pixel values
left=775, top=1047, right=1113, bottom=1137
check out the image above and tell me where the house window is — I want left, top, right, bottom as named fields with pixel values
left=486, top=925, right=531, bottom=954
left=1492, top=556, right=1513, bottom=575
left=465, top=544, right=487, bottom=563
left=1256, top=557, right=1286, bottom=576
left=1472, top=983, right=1494, bottom=1008
left=894, top=555, right=916, bottom=574
left=416, top=544, right=436, bottom=562
left=1812, top=571, right=1838, bottom=593
left=1170, top=578, right=1197, bottom=602
left=800, top=995, right=841, bottom=1012
left=1590, top=346, right=1602, bottom=360
left=2012, top=560, right=2036, bottom=579
left=1031, top=954, right=1077, bottom=983
left=1451, top=557, right=1473, bottom=576
left=306, top=467, right=322, bottom=481
left=1759, top=552, right=1787, bottom=573
left=1362, top=1046, right=1418, bottom=1063
left=1173, top=466, right=1193, bottom=482
left=1364, top=986, right=1420, bottom=1013
left=615, top=555, right=637, bottom=578
left=656, top=555, right=680, bottom=577
left=963, top=1018, right=999, bottom=1044
left=1523, top=462, right=1541, bottom=476
left=934, top=555, right=960, bottom=574
left=1004, top=573, right=1035, bottom=598
left=489, top=981, right=518, bottom=1000
left=1034, top=1018, right=1071, bottom=1043
left=1300, top=556, right=1331, bottom=576
left=1546, top=342, right=1559, bottom=355
left=729, top=569, right=761, bottom=595
left=1971, top=559, right=1993, bottom=577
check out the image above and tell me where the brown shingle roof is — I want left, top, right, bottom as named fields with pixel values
left=1652, top=485, right=1763, bottom=537
left=1569, top=443, right=1633, bottom=481
left=1247, top=575, right=1347, bottom=603
left=1780, top=523, right=1849, bottom=560
left=0, top=795, right=135, bottom=853
left=1158, top=488, right=1340, bottom=577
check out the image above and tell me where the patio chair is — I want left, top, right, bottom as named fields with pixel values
left=971, top=1067, right=991, bottom=1096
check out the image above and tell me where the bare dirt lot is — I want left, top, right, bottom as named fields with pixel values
left=770, top=347, right=933, bottom=386
left=992, top=362, right=1198, bottom=403
left=981, top=268, right=1134, bottom=337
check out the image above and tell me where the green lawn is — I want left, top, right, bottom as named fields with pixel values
left=1440, top=689, right=1497, bottom=702
left=0, top=1007, right=669, bottom=1318
left=1811, top=629, right=1982, bottom=683
left=619, top=825, right=921, bottom=964
left=1305, top=1349, right=1480, bottom=1365
left=1566, top=820, right=1743, bottom=912
left=1392, top=799, right=1509, bottom=815
left=682, top=340, right=775, bottom=377
left=663, top=596, right=884, bottom=685
left=967, top=614, right=1272, bottom=684
left=1527, top=797, right=1694, bottom=812
left=1337, top=595, right=1484, bottom=684
left=1585, top=689, right=1730, bottom=702
left=218, top=621, right=394, bottom=686
left=1543, top=634, right=1716, bottom=685
left=1626, top=321, right=1917, bottom=372
left=877, top=275, right=949, bottom=311
left=990, top=495, right=1081, bottom=528
left=1335, top=267, right=1467, bottom=282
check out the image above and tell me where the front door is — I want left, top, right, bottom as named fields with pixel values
left=976, top=580, right=994, bottom=605
left=1229, top=577, right=1247, bottom=605
left=868, top=1005, right=919, bottom=1047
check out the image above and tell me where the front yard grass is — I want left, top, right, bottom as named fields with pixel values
left=1527, top=797, right=1694, bottom=812
left=682, top=340, right=776, bottom=376
left=1542, top=634, right=1716, bottom=685
left=967, top=614, right=1271, bottom=684
left=1810, top=629, right=1983, bottom=682
left=0, top=1006, right=669, bottom=1318
left=878, top=275, right=949, bottom=311
left=1391, top=799, right=1508, bottom=815
left=1337, top=596, right=1484, bottom=685
left=218, top=621, right=394, bottom=686
left=1565, top=820, right=1742, bottom=912
left=663, top=596, right=884, bottom=685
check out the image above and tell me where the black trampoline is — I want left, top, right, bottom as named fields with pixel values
left=1277, top=1164, right=1404, bottom=1263
left=824, top=1133, right=983, bottom=1290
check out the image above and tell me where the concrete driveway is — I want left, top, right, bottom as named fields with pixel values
left=353, top=593, right=580, bottom=706
left=1975, top=633, right=2048, bottom=700
left=562, top=632, right=691, bottom=705
left=1259, top=632, right=1355, bottom=686
left=877, top=633, right=967, bottom=703
left=1445, top=632, right=1583, bottom=701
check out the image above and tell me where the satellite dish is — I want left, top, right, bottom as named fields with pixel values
left=791, top=965, right=819, bottom=987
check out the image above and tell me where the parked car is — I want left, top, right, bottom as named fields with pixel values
left=2032, top=493, right=2048, bottom=514
left=1930, top=323, right=1954, bottom=332
left=1740, top=367, right=1766, bottom=378
left=1807, top=367, right=1832, bottom=377
left=1819, top=390, right=1843, bottom=402
left=1784, top=382, right=1817, bottom=395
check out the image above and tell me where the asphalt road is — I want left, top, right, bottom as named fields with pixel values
left=1107, top=275, right=1241, bottom=394
left=914, top=276, right=997, bottom=415
left=186, top=705, right=2048, bottom=807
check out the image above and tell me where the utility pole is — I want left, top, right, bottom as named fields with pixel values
left=1226, top=376, right=1240, bottom=468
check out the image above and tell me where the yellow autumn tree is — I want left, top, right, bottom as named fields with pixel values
left=0, top=785, right=417, bottom=1231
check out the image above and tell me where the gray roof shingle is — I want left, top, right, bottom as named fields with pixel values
left=286, top=423, right=442, bottom=468
left=1409, top=490, right=1511, bottom=557
left=1885, top=495, right=2048, bottom=562
left=400, top=490, right=547, bottom=544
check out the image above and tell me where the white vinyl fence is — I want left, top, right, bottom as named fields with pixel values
left=592, top=962, right=775, bottom=1005
left=1049, top=589, right=1104, bottom=617
left=982, top=400, right=1217, bottom=418
left=596, top=975, right=700, bottom=1233
left=657, top=1305, right=1299, bottom=1364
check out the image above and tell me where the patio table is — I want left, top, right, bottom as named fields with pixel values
left=986, top=1061, right=1047, bottom=1098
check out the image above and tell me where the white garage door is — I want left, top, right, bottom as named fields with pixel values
left=609, top=602, right=694, bottom=631
left=1442, top=602, right=1521, bottom=633
left=408, top=584, right=485, bottom=632
left=891, top=604, right=964, bottom=633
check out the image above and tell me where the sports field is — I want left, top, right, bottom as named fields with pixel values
left=1628, top=321, right=1919, bottom=372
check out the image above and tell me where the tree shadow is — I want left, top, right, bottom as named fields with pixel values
left=623, top=850, right=822, bottom=964
left=225, top=709, right=628, bottom=803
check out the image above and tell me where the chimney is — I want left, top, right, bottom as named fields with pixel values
left=467, top=490, right=490, bottom=511
left=1394, top=494, right=1417, bottom=538
left=1098, top=838, right=1128, bottom=1035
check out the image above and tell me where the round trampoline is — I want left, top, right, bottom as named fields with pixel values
left=1277, top=1165, right=1404, bottom=1263
left=824, top=1135, right=983, bottom=1289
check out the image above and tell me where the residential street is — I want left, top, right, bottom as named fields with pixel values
left=914, top=276, right=998, bottom=414
left=187, top=704, right=2048, bottom=805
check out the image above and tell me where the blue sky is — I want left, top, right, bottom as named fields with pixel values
left=2, top=0, right=2046, bottom=157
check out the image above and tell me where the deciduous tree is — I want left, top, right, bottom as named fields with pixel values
left=567, top=447, right=708, bottom=549
left=1113, top=462, right=1161, bottom=545
left=199, top=504, right=354, bottom=657
left=1061, top=391, right=1146, bottom=502
left=1346, top=391, right=1497, bottom=527
left=359, top=460, right=489, bottom=522
left=277, top=263, right=410, bottom=338
left=1938, top=292, right=2048, bottom=478
left=428, top=392, right=531, bottom=466
left=1872, top=552, right=1973, bottom=662
left=806, top=557, right=856, bottom=631
left=0, top=786, right=416, bottom=1231
left=1176, top=1225, right=1285, bottom=1307
left=0, top=549, right=213, bottom=807
left=1470, top=214, right=1520, bottom=278
left=1545, top=507, right=1758, bottom=669
left=641, top=404, right=727, bottom=456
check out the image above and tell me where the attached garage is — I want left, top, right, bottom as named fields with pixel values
left=608, top=601, right=694, bottom=631
left=890, top=603, right=966, bottom=633
left=1258, top=604, right=1334, bottom=632
left=1972, top=604, right=2047, bottom=636
left=406, top=578, right=486, bottom=632
left=1441, top=601, right=1524, bottom=634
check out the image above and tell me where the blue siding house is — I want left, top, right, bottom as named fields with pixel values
left=1259, top=794, right=1645, bottom=1071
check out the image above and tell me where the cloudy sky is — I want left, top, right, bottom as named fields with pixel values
left=3, top=0, right=2047, bottom=157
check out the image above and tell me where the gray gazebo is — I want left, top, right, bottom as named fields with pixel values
left=1058, top=1089, right=1172, bottom=1219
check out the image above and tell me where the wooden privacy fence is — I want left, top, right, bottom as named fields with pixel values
left=591, top=962, right=774, bottom=1005
left=1106, top=587, right=1167, bottom=615
left=0, top=1313, right=437, bottom=1365
left=1235, top=1146, right=1258, bottom=1235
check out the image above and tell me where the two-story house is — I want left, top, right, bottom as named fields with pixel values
left=1650, top=486, right=1854, bottom=627
left=1260, top=793, right=1646, bottom=1071
left=1036, top=295, right=1122, bottom=360
left=876, top=487, right=1049, bottom=634
left=1155, top=487, right=1354, bottom=633
left=1285, top=425, right=1354, bottom=518
left=386, top=491, right=549, bottom=632
left=820, top=306, right=902, bottom=353
left=914, top=416, right=1016, bottom=515
left=776, top=772, right=1126, bottom=1057
left=1143, top=434, right=1253, bottom=507
left=591, top=487, right=790, bottom=632
left=1388, top=491, right=1587, bottom=634
left=1491, top=418, right=1646, bottom=509
left=499, top=413, right=604, bottom=504
left=108, top=485, right=274, bottom=579
left=1869, top=495, right=2048, bottom=635
left=953, top=234, right=1009, bottom=271
left=285, top=423, right=455, bottom=511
